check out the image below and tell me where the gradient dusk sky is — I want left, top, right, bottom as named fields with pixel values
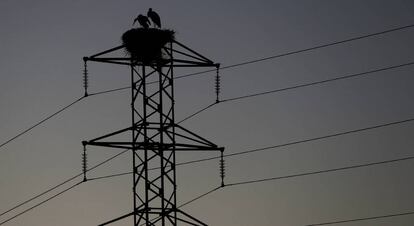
left=1, top=1, right=414, bottom=225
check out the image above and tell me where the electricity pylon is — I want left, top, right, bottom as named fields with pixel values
left=82, top=34, right=224, bottom=226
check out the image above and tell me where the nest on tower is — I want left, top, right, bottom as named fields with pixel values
left=122, top=28, right=175, bottom=64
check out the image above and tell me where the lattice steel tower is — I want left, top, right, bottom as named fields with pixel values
left=82, top=29, right=224, bottom=226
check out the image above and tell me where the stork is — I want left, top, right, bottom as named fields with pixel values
left=133, top=14, right=151, bottom=29
left=147, top=8, right=161, bottom=28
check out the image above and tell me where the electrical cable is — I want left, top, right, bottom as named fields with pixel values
left=5, top=23, right=413, bottom=153
left=3, top=22, right=414, bottom=225
left=3, top=56, right=412, bottom=157
left=138, top=154, right=414, bottom=225
left=86, top=115, right=414, bottom=181
left=88, top=86, right=130, bottom=96
left=306, top=210, right=414, bottom=226
left=0, top=149, right=129, bottom=223
left=174, top=23, right=414, bottom=81
left=220, top=61, right=414, bottom=103
left=4, top=23, right=413, bottom=152
left=87, top=59, right=414, bottom=127
left=0, top=181, right=82, bottom=226
left=224, top=155, right=414, bottom=187
left=178, top=186, right=222, bottom=208
left=0, top=96, right=85, bottom=152
left=0, top=174, right=79, bottom=218
left=0, top=94, right=213, bottom=220
left=0, top=96, right=212, bottom=221
left=85, top=23, right=414, bottom=97
left=6, top=97, right=412, bottom=225
left=176, top=102, right=217, bottom=124
left=171, top=60, right=414, bottom=125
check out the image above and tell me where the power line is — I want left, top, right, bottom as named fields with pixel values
left=2, top=88, right=411, bottom=224
left=4, top=56, right=412, bottom=158
left=176, top=102, right=217, bottom=124
left=153, top=60, right=414, bottom=126
left=225, top=155, right=414, bottom=187
left=212, top=24, right=414, bottom=73
left=178, top=186, right=222, bottom=208
left=141, top=155, right=414, bottom=225
left=86, top=115, right=414, bottom=181
left=5, top=105, right=412, bottom=225
left=220, top=61, right=414, bottom=103
left=0, top=97, right=210, bottom=221
left=84, top=58, right=414, bottom=133
left=306, top=210, right=414, bottom=226
left=0, top=149, right=129, bottom=223
left=0, top=96, right=85, bottom=152
left=88, top=86, right=129, bottom=96
left=92, top=154, right=414, bottom=188
left=0, top=181, right=82, bottom=226
left=86, top=23, right=414, bottom=97
left=3, top=23, right=413, bottom=153
left=87, top=171, right=131, bottom=182
left=0, top=174, right=78, bottom=218
left=0, top=96, right=212, bottom=222
left=223, top=117, right=414, bottom=158
left=3, top=22, right=414, bottom=225
left=138, top=153, right=414, bottom=226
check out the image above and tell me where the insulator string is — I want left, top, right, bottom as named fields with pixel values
left=220, top=149, right=225, bottom=187
left=82, top=142, right=88, bottom=182
left=83, top=58, right=89, bottom=97
left=215, top=65, right=221, bottom=103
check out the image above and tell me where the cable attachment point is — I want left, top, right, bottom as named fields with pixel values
left=219, top=148, right=225, bottom=187
left=215, top=64, right=221, bottom=103
left=82, top=141, right=88, bottom=182
left=83, top=58, right=89, bottom=97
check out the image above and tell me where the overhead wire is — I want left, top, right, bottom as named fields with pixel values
left=174, top=23, right=414, bottom=81
left=85, top=23, right=414, bottom=97
left=0, top=96, right=213, bottom=222
left=0, top=181, right=82, bottom=226
left=3, top=23, right=414, bottom=152
left=2, top=22, right=414, bottom=225
left=220, top=61, right=414, bottom=103
left=176, top=102, right=217, bottom=124
left=7, top=104, right=413, bottom=225
left=0, top=149, right=129, bottom=224
left=138, top=154, right=414, bottom=225
left=0, top=97, right=219, bottom=223
left=2, top=57, right=412, bottom=157
left=306, top=210, right=414, bottom=226
left=0, top=21, right=404, bottom=157
left=224, top=155, right=414, bottom=187
left=86, top=115, right=414, bottom=181
left=174, top=59, right=414, bottom=125
left=3, top=22, right=413, bottom=154
left=0, top=96, right=85, bottom=152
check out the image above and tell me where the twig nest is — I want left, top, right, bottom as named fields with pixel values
left=122, top=28, right=175, bottom=64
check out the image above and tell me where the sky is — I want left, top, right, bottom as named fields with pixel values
left=1, top=0, right=414, bottom=225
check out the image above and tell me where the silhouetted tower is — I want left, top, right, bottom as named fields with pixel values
left=82, top=28, right=224, bottom=226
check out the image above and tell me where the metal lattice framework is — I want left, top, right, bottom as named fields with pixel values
left=83, top=39, right=223, bottom=226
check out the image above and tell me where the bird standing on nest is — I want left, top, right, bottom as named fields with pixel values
left=133, top=14, right=151, bottom=29
left=147, top=8, right=161, bottom=28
